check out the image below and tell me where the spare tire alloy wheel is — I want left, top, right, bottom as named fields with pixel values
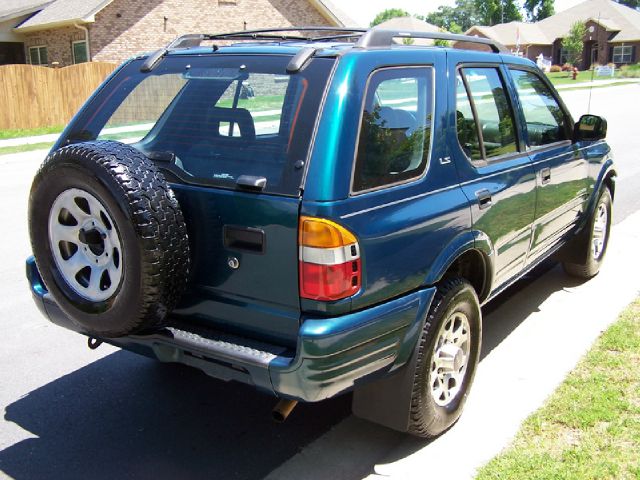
left=49, top=188, right=123, bottom=302
left=29, top=141, right=190, bottom=338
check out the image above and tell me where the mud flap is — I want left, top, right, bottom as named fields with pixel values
left=351, top=338, right=421, bottom=433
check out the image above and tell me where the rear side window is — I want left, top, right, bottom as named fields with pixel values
left=352, top=67, right=433, bottom=193
left=456, top=67, right=518, bottom=163
left=509, top=69, right=570, bottom=147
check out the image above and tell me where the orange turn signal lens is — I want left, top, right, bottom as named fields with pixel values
left=299, top=216, right=357, bottom=248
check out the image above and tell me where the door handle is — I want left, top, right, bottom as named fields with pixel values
left=541, top=167, right=551, bottom=185
left=476, top=189, right=492, bottom=210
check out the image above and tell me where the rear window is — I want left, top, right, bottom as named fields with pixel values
left=63, top=55, right=335, bottom=195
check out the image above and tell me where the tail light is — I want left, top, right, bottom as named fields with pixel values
left=299, top=216, right=361, bottom=301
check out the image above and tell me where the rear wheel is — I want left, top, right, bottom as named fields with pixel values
left=408, top=278, right=482, bottom=438
left=563, top=187, right=612, bottom=279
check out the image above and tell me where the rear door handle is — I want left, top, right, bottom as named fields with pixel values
left=476, top=189, right=492, bottom=210
left=541, top=167, right=551, bottom=185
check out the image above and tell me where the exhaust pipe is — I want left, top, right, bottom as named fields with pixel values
left=272, top=399, right=298, bottom=423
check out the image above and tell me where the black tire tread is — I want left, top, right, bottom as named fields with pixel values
left=31, top=141, right=190, bottom=336
left=408, top=277, right=476, bottom=438
left=562, top=187, right=612, bottom=280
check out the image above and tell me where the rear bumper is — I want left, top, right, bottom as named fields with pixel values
left=27, top=256, right=435, bottom=402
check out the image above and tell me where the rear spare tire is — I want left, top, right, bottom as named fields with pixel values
left=29, top=141, right=190, bottom=337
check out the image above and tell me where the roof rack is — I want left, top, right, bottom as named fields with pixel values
left=355, top=29, right=507, bottom=53
left=169, top=27, right=368, bottom=49
left=167, top=26, right=506, bottom=53
left=141, top=27, right=507, bottom=73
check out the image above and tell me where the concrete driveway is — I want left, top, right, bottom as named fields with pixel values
left=0, top=84, right=639, bottom=480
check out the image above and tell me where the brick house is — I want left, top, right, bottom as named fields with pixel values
left=0, top=0, right=352, bottom=66
left=459, top=0, right=640, bottom=69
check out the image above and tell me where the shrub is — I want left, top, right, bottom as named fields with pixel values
left=550, top=64, right=562, bottom=72
left=562, top=63, right=573, bottom=71
left=619, top=63, right=640, bottom=78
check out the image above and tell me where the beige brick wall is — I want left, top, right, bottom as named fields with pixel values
left=90, top=0, right=331, bottom=64
left=20, top=0, right=330, bottom=67
left=525, top=44, right=552, bottom=62
left=23, top=26, right=87, bottom=66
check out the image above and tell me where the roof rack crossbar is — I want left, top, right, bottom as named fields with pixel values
left=207, top=26, right=368, bottom=38
left=168, top=27, right=368, bottom=48
left=163, top=27, right=507, bottom=55
left=355, top=29, right=508, bottom=53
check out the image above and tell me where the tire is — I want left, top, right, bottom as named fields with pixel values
left=408, top=278, right=482, bottom=438
left=29, top=141, right=190, bottom=337
left=562, top=187, right=612, bottom=279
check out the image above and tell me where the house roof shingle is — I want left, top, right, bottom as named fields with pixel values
left=537, top=0, right=640, bottom=42
left=467, top=0, right=640, bottom=46
left=0, top=0, right=52, bottom=22
left=471, top=22, right=552, bottom=45
left=15, top=0, right=112, bottom=31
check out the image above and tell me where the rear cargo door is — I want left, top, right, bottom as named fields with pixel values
left=89, top=55, right=335, bottom=347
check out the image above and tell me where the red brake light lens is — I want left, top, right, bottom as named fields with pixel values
left=299, top=217, right=361, bottom=302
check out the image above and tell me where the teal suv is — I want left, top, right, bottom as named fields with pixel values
left=26, top=27, right=616, bottom=437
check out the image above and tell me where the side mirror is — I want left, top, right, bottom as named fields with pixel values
left=574, top=114, right=607, bottom=142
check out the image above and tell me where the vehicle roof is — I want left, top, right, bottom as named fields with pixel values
left=160, top=42, right=530, bottom=63
left=138, top=27, right=513, bottom=65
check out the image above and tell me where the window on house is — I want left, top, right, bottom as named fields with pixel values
left=559, top=47, right=570, bottom=65
left=352, top=67, right=433, bottom=193
left=612, top=45, right=633, bottom=64
left=29, top=46, right=48, bottom=65
left=73, top=41, right=88, bottom=64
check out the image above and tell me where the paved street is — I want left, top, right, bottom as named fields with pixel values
left=0, top=84, right=639, bottom=480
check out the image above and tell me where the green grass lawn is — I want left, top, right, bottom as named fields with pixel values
left=0, top=142, right=54, bottom=156
left=546, top=64, right=640, bottom=86
left=0, top=125, right=64, bottom=140
left=476, top=298, right=640, bottom=480
left=546, top=70, right=606, bottom=85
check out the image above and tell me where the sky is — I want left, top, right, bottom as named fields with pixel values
left=340, top=0, right=585, bottom=27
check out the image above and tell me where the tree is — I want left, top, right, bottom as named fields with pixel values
left=524, top=0, right=555, bottom=21
left=538, top=0, right=555, bottom=19
left=563, top=21, right=586, bottom=67
left=370, top=8, right=410, bottom=27
left=424, top=0, right=480, bottom=31
left=474, top=0, right=522, bottom=26
left=425, top=6, right=458, bottom=30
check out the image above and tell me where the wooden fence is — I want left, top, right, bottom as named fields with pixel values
left=0, top=62, right=117, bottom=130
